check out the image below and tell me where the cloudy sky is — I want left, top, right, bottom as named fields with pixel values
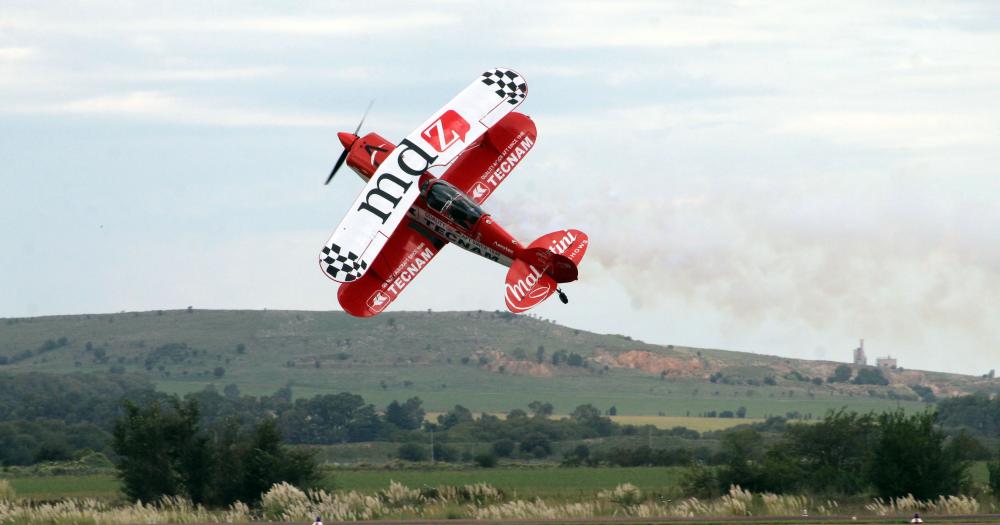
left=2, top=1, right=998, bottom=375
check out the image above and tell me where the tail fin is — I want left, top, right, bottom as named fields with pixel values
left=504, top=229, right=589, bottom=313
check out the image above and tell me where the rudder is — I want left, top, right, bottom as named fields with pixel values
left=503, top=229, right=589, bottom=313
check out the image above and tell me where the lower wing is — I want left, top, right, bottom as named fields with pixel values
left=337, top=219, right=446, bottom=317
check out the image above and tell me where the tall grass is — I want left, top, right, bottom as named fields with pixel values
left=0, top=481, right=994, bottom=524
left=865, top=494, right=982, bottom=516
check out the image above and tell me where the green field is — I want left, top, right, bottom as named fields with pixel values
left=1, top=467, right=687, bottom=502
left=426, top=413, right=765, bottom=432
left=325, top=466, right=687, bottom=499
left=3, top=461, right=992, bottom=503
left=0, top=310, right=951, bottom=418
left=610, top=415, right=766, bottom=431
left=5, top=474, right=121, bottom=500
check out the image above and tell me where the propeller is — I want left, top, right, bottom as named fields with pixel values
left=325, top=100, right=374, bottom=185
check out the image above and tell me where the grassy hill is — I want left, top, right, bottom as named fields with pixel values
left=1, top=309, right=993, bottom=417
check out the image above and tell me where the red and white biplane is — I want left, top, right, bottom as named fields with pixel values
left=319, top=68, right=588, bottom=317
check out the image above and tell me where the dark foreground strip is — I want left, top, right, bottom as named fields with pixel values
left=167, top=515, right=1000, bottom=525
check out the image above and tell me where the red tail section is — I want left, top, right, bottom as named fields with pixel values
left=504, top=229, right=589, bottom=313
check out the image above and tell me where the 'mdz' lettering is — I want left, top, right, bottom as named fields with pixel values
left=357, top=173, right=412, bottom=223
left=357, top=139, right=438, bottom=222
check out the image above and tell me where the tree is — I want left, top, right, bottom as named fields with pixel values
left=936, top=394, right=1000, bottom=436
left=868, top=410, right=967, bottom=499
left=397, top=443, right=427, bottom=461
left=519, top=432, right=552, bottom=458
left=113, top=397, right=317, bottom=506
left=779, top=409, right=877, bottom=495
left=384, top=397, right=425, bottom=430
left=716, top=428, right=764, bottom=491
left=112, top=397, right=205, bottom=503
left=911, top=384, right=936, bottom=403
left=492, top=439, right=516, bottom=457
left=213, top=367, right=225, bottom=379
left=474, top=452, right=498, bottom=468
left=681, top=463, right=720, bottom=499
left=829, top=365, right=853, bottom=383
left=528, top=401, right=554, bottom=418
left=432, top=443, right=459, bottom=462
left=506, top=408, right=528, bottom=420
left=736, top=406, right=747, bottom=418
left=236, top=418, right=318, bottom=504
left=989, top=448, right=1000, bottom=496
left=561, top=444, right=591, bottom=466
left=945, top=430, right=992, bottom=461
left=571, top=404, right=615, bottom=436
left=437, top=405, right=473, bottom=430
left=852, top=367, right=888, bottom=385
left=112, top=398, right=207, bottom=503
left=282, top=393, right=382, bottom=444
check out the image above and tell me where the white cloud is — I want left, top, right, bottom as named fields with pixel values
left=778, top=111, right=998, bottom=148
left=0, top=12, right=459, bottom=37
left=128, top=67, right=283, bottom=81
left=516, top=1, right=778, bottom=48
left=0, top=47, right=37, bottom=61
left=9, top=91, right=347, bottom=127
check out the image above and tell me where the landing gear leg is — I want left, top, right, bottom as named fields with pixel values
left=557, top=288, right=569, bottom=304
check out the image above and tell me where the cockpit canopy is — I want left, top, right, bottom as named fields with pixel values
left=421, top=179, right=485, bottom=230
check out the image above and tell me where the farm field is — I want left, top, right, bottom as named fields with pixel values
left=609, top=415, right=766, bottom=431
left=424, top=413, right=764, bottom=432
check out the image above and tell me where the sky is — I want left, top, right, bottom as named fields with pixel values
left=1, top=1, right=998, bottom=375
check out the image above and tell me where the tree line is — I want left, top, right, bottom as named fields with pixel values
left=691, top=409, right=976, bottom=500
left=113, top=397, right=316, bottom=506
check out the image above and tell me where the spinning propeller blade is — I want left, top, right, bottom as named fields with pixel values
left=325, top=100, right=375, bottom=185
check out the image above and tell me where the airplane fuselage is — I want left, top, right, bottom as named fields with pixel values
left=339, top=131, right=520, bottom=268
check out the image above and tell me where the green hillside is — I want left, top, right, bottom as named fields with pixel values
left=0, top=309, right=990, bottom=417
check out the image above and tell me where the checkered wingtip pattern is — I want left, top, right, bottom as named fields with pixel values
left=481, top=69, right=527, bottom=105
left=320, top=243, right=368, bottom=282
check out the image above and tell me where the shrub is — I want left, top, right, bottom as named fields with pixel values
left=492, top=439, right=515, bottom=457
left=681, top=464, right=720, bottom=498
left=397, top=443, right=427, bottom=462
left=518, top=433, right=552, bottom=458
left=989, top=451, right=1000, bottom=496
left=474, top=452, right=498, bottom=468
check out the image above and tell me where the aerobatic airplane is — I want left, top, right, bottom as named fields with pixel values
left=319, top=68, right=588, bottom=317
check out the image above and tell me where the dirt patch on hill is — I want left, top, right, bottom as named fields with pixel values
left=479, top=350, right=555, bottom=378
left=593, top=349, right=713, bottom=377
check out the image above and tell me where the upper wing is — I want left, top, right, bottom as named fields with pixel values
left=320, top=68, right=527, bottom=283
left=440, top=112, right=537, bottom=205
left=337, top=219, right=446, bottom=317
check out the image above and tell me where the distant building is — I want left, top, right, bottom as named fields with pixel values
left=853, top=339, right=867, bottom=366
left=876, top=356, right=898, bottom=369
